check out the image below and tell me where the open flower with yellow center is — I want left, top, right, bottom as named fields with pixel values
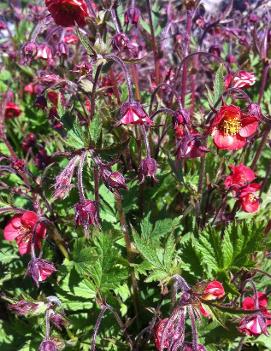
left=210, top=105, right=259, bottom=150
left=238, top=183, right=261, bottom=213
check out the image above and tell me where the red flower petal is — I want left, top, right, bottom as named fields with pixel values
left=213, top=130, right=246, bottom=150
left=3, top=217, right=21, bottom=241
left=239, top=117, right=258, bottom=137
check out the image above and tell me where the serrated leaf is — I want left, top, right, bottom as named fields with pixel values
left=89, top=112, right=102, bottom=144
left=222, top=230, right=234, bottom=268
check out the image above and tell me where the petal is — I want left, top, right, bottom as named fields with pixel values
left=239, top=117, right=258, bottom=137
left=213, top=130, right=246, bottom=150
left=21, top=211, right=38, bottom=228
left=3, top=221, right=20, bottom=241
left=241, top=196, right=259, bottom=213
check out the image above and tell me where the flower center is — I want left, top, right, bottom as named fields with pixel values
left=248, top=193, right=257, bottom=202
left=222, top=117, right=241, bottom=136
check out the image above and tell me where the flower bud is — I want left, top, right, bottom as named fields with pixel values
left=11, top=158, right=25, bottom=172
left=124, top=7, right=141, bottom=26
left=104, top=171, right=127, bottom=192
left=112, top=33, right=129, bottom=51
left=50, top=311, right=67, bottom=330
left=5, top=102, right=22, bottom=119
left=202, top=281, right=225, bottom=301
left=39, top=339, right=57, bottom=351
left=8, top=300, right=38, bottom=316
left=22, top=133, right=37, bottom=151
left=35, top=95, right=47, bottom=109
left=27, top=258, right=57, bottom=286
left=75, top=200, right=99, bottom=228
left=57, top=42, right=68, bottom=57
left=248, top=103, right=262, bottom=119
left=22, top=41, right=37, bottom=59
left=139, top=157, right=158, bottom=183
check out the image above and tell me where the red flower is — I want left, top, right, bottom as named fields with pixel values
left=224, top=164, right=256, bottom=190
left=3, top=211, right=46, bottom=255
left=239, top=183, right=261, bottom=213
left=210, top=105, right=258, bottom=150
left=239, top=315, right=270, bottom=336
left=5, top=102, right=21, bottom=119
left=27, top=258, right=57, bottom=286
left=119, top=102, right=153, bottom=126
left=242, top=292, right=268, bottom=311
left=75, top=200, right=99, bottom=228
left=225, top=71, right=256, bottom=89
left=239, top=292, right=271, bottom=336
left=45, top=0, right=88, bottom=27
left=202, top=280, right=225, bottom=300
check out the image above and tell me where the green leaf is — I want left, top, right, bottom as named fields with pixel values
left=213, top=64, right=225, bottom=103
left=89, top=112, right=102, bottom=144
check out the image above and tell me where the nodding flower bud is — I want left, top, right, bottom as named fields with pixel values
left=112, top=33, right=129, bottom=51
left=119, top=101, right=153, bottom=126
left=248, top=103, right=262, bottom=120
left=35, top=95, right=47, bottom=109
left=27, top=258, right=57, bottom=287
left=57, top=42, right=68, bottom=57
left=35, top=44, right=53, bottom=61
left=8, top=300, right=38, bottom=316
left=39, top=339, right=57, bottom=351
left=75, top=200, right=99, bottom=229
left=201, top=281, right=225, bottom=301
left=22, top=41, right=37, bottom=59
left=22, top=133, right=37, bottom=151
left=124, top=7, right=141, bottom=26
left=11, top=158, right=25, bottom=172
left=49, top=311, right=67, bottom=330
left=139, top=157, right=158, bottom=183
left=104, top=171, right=127, bottom=193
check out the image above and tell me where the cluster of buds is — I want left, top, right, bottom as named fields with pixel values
left=124, top=7, right=141, bottom=26
left=174, top=109, right=208, bottom=159
left=154, top=276, right=225, bottom=350
left=224, top=164, right=261, bottom=213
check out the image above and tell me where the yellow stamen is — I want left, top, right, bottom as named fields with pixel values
left=222, top=117, right=241, bottom=136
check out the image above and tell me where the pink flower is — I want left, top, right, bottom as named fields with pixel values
left=5, top=102, right=21, bottom=119
left=210, top=105, right=259, bottom=150
left=119, top=102, right=153, bottom=126
left=4, top=211, right=46, bottom=255
left=225, top=71, right=256, bottom=89
left=239, top=315, right=270, bottom=336
left=238, top=183, right=261, bottom=213
left=242, top=292, right=269, bottom=311
left=239, top=292, right=271, bottom=336
left=224, top=164, right=256, bottom=190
